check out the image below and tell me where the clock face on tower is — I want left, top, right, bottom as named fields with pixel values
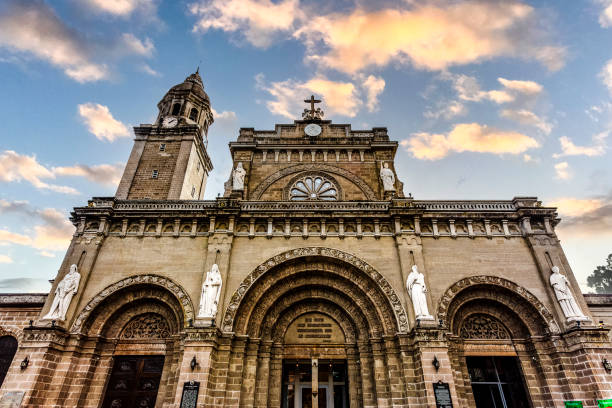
left=162, top=116, right=178, bottom=128
left=304, top=123, right=322, bottom=137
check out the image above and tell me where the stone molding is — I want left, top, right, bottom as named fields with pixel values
left=0, top=294, right=47, bottom=305
left=437, top=275, right=559, bottom=334
left=250, top=164, right=377, bottom=200
left=71, top=274, right=194, bottom=334
left=221, top=247, right=409, bottom=333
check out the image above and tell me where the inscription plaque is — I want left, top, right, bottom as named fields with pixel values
left=0, top=392, right=24, bottom=408
left=598, top=400, right=612, bottom=408
left=284, top=312, right=345, bottom=344
left=433, top=381, right=453, bottom=408
left=179, top=381, right=200, bottom=408
left=564, top=402, right=583, bottom=408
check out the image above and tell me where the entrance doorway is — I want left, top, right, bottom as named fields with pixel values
left=467, top=356, right=530, bottom=408
left=281, top=359, right=349, bottom=408
left=0, top=336, right=17, bottom=388
left=102, top=355, right=165, bottom=408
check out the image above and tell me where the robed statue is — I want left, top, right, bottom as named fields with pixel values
left=550, top=265, right=588, bottom=322
left=199, top=264, right=222, bottom=318
left=232, top=162, right=246, bottom=191
left=380, top=162, right=395, bottom=191
left=406, top=265, right=433, bottom=320
left=43, top=264, right=81, bottom=321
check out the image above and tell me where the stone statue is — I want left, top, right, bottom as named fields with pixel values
left=199, top=264, right=222, bottom=318
left=406, top=265, right=433, bottom=320
left=380, top=162, right=395, bottom=191
left=550, top=266, right=588, bottom=322
left=43, top=264, right=81, bottom=321
left=232, top=162, right=246, bottom=191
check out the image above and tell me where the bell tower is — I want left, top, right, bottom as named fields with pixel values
left=115, top=70, right=214, bottom=200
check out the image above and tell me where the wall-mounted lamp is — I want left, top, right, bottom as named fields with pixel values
left=28, top=320, right=34, bottom=329
left=432, top=355, right=440, bottom=371
left=20, top=356, right=29, bottom=370
left=51, top=320, right=56, bottom=329
left=188, top=319, right=193, bottom=328
left=438, top=319, right=444, bottom=329
left=416, top=319, right=421, bottom=328
left=190, top=356, right=198, bottom=371
left=603, top=358, right=612, bottom=373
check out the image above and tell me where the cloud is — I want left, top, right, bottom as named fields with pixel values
left=401, top=122, right=539, bottom=160
left=500, top=109, right=552, bottom=134
left=78, top=103, right=131, bottom=142
left=554, top=161, right=571, bottom=180
left=0, top=0, right=108, bottom=82
left=600, top=59, right=612, bottom=95
left=0, top=255, right=13, bottom=264
left=553, top=132, right=608, bottom=158
left=424, top=100, right=466, bottom=120
left=0, top=1, right=157, bottom=82
left=599, top=0, right=612, bottom=27
left=548, top=192, right=612, bottom=237
left=141, top=63, right=161, bottom=77
left=449, top=74, right=543, bottom=104
left=294, top=2, right=565, bottom=74
left=120, top=33, right=154, bottom=57
left=0, top=150, right=79, bottom=194
left=256, top=74, right=361, bottom=118
left=0, top=278, right=51, bottom=293
left=0, top=200, right=73, bottom=252
left=38, top=251, right=56, bottom=258
left=53, top=163, right=125, bottom=187
left=189, top=0, right=300, bottom=48
left=82, top=0, right=156, bottom=17
left=361, top=75, right=385, bottom=112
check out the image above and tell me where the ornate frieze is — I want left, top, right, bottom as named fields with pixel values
left=460, top=314, right=510, bottom=339
left=120, top=313, right=171, bottom=339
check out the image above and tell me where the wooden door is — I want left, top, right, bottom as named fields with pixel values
left=102, top=355, right=165, bottom=408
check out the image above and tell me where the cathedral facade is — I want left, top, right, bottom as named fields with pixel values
left=1, top=72, right=612, bottom=408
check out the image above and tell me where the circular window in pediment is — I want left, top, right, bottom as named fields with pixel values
left=290, top=175, right=338, bottom=201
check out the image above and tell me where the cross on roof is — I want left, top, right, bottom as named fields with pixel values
left=304, top=95, right=321, bottom=114
left=302, top=95, right=324, bottom=120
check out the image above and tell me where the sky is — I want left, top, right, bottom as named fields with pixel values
left=0, top=0, right=611, bottom=293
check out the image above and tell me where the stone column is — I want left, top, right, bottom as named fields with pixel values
left=268, top=344, right=284, bottom=407
left=312, top=358, right=319, bottom=408
left=254, top=341, right=272, bottom=407
left=371, top=338, right=392, bottom=407
left=347, top=344, right=363, bottom=407
left=358, top=341, right=378, bottom=407
left=239, top=338, right=260, bottom=406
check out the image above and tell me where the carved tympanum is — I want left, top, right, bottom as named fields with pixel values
left=120, top=313, right=170, bottom=339
left=460, top=314, right=510, bottom=340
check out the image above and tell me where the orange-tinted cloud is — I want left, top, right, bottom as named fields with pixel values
left=0, top=150, right=78, bottom=194
left=401, top=122, right=539, bottom=160
left=295, top=2, right=565, bottom=74
left=553, top=132, right=608, bottom=158
left=78, top=103, right=131, bottom=142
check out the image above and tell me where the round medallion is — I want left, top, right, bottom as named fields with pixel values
left=304, top=123, right=322, bottom=137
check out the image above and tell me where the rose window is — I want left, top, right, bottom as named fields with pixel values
left=290, top=176, right=338, bottom=201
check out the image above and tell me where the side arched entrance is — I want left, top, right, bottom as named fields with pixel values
left=218, top=248, right=410, bottom=408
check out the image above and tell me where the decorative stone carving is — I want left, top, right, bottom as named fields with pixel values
left=406, top=265, right=434, bottom=320
left=71, top=274, right=194, bottom=333
left=222, top=247, right=409, bottom=333
left=380, top=162, right=395, bottom=191
left=198, top=264, right=222, bottom=320
left=289, top=175, right=338, bottom=201
left=460, top=314, right=510, bottom=339
left=550, top=266, right=589, bottom=322
left=437, top=275, right=560, bottom=334
left=232, top=162, right=246, bottom=190
left=121, top=313, right=170, bottom=339
left=43, top=264, right=81, bottom=321
left=250, top=163, right=377, bottom=200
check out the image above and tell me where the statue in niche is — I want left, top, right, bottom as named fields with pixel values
left=199, top=264, right=222, bottom=318
left=549, top=265, right=588, bottom=322
left=406, top=265, right=434, bottom=320
left=380, top=162, right=395, bottom=191
left=232, top=162, right=246, bottom=191
left=43, top=264, right=81, bottom=321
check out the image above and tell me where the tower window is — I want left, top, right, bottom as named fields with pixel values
left=171, top=103, right=181, bottom=116
left=159, top=143, right=166, bottom=152
left=152, top=169, right=159, bottom=179
left=191, top=186, right=196, bottom=198
left=196, top=161, right=200, bottom=172
left=189, top=108, right=198, bottom=121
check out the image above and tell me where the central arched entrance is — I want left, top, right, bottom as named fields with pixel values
left=221, top=247, right=409, bottom=408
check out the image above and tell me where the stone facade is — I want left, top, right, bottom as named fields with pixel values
left=1, top=73, right=612, bottom=408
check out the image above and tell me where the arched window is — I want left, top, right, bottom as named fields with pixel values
left=171, top=103, right=181, bottom=116
left=0, top=335, right=18, bottom=387
left=189, top=108, right=198, bottom=121
left=290, top=176, right=338, bottom=201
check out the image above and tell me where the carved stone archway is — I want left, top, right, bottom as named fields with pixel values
left=250, top=163, right=377, bottom=200
left=437, top=275, right=559, bottom=335
left=71, top=274, right=194, bottom=334
left=221, top=247, right=409, bottom=333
